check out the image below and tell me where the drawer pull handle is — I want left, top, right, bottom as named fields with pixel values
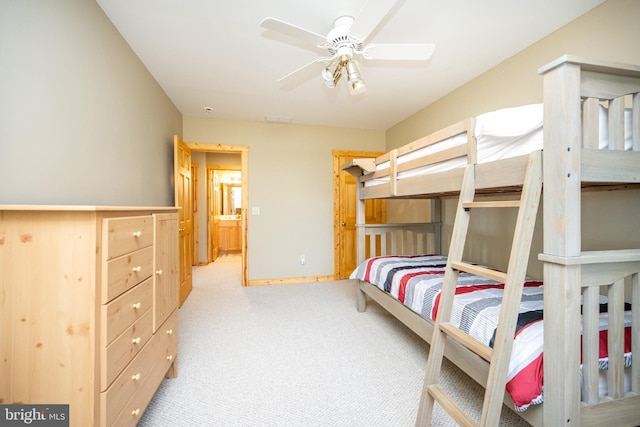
left=132, top=266, right=142, bottom=272
left=131, top=408, right=140, bottom=416
left=131, top=373, right=141, bottom=381
left=132, top=302, right=142, bottom=309
left=156, top=269, right=163, bottom=275
left=132, top=231, right=142, bottom=237
left=166, top=329, right=173, bottom=335
left=132, top=337, right=141, bottom=345
left=167, top=355, right=173, bottom=361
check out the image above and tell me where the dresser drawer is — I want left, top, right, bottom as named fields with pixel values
left=103, top=278, right=153, bottom=346
left=103, top=246, right=153, bottom=303
left=108, top=358, right=167, bottom=427
left=101, top=326, right=160, bottom=427
left=104, top=216, right=153, bottom=260
left=156, top=309, right=179, bottom=369
left=105, top=311, right=179, bottom=427
left=102, top=309, right=153, bottom=390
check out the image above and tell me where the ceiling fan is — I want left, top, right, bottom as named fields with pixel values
left=260, top=0, right=435, bottom=95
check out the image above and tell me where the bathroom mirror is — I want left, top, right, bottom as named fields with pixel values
left=215, top=170, right=242, bottom=216
left=221, top=183, right=241, bottom=215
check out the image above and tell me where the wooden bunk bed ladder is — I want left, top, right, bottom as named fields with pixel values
left=416, top=150, right=543, bottom=427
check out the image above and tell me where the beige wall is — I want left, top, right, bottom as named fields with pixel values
left=184, top=117, right=385, bottom=281
left=0, top=0, right=182, bottom=206
left=386, top=0, right=640, bottom=278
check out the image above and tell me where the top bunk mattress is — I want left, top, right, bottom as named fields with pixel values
left=368, top=103, right=635, bottom=185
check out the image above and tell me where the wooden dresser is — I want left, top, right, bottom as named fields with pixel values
left=0, top=206, right=179, bottom=427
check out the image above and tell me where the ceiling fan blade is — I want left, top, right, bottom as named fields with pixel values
left=260, top=17, right=327, bottom=47
left=349, top=0, right=400, bottom=42
left=362, top=43, right=435, bottom=61
left=277, top=57, right=332, bottom=84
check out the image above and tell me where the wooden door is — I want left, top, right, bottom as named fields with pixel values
left=334, top=151, right=385, bottom=279
left=191, top=162, right=199, bottom=265
left=174, top=135, right=193, bottom=306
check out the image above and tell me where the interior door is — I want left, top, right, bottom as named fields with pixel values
left=334, top=151, right=385, bottom=279
left=174, top=135, right=193, bottom=306
left=191, top=162, right=199, bottom=265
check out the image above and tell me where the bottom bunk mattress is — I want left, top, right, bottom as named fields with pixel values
left=350, top=254, right=633, bottom=412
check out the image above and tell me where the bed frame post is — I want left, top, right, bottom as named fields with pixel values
left=355, top=177, right=367, bottom=312
left=430, top=198, right=441, bottom=254
left=539, top=57, right=583, bottom=427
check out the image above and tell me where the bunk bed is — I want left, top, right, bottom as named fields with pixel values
left=342, top=56, right=640, bottom=427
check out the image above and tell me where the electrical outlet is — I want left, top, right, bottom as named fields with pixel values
left=300, top=255, right=305, bottom=265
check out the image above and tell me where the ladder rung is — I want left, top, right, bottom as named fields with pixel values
left=462, top=200, right=520, bottom=209
left=451, top=261, right=507, bottom=284
left=427, top=385, right=479, bottom=427
left=440, top=322, right=493, bottom=362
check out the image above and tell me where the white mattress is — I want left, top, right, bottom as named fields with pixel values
left=369, top=103, right=634, bottom=186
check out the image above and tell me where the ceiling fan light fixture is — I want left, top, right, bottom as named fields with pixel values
left=345, top=60, right=366, bottom=95
left=322, top=62, right=343, bottom=88
left=350, top=79, right=366, bottom=95
left=322, top=66, right=336, bottom=88
left=321, top=66, right=333, bottom=82
left=345, top=60, right=361, bottom=82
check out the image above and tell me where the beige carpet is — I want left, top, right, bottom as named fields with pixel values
left=139, top=259, right=531, bottom=426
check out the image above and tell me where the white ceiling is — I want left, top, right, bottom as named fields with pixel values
left=96, top=0, right=604, bottom=130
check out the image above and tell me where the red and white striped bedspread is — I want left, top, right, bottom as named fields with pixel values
left=350, top=254, right=633, bottom=411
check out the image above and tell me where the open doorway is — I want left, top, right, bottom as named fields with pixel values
left=175, top=136, right=249, bottom=294
left=207, top=167, right=242, bottom=262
